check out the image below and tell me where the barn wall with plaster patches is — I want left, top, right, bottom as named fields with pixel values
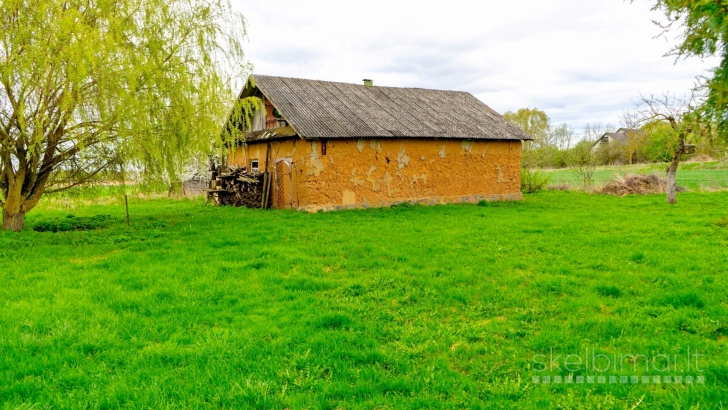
left=230, top=138, right=522, bottom=211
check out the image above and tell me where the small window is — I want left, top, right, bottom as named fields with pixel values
left=251, top=159, right=259, bottom=172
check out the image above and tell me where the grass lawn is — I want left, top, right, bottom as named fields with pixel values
left=1, top=191, right=727, bottom=409
left=547, top=161, right=728, bottom=190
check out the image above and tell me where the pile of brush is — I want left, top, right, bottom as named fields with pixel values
left=601, top=174, right=667, bottom=196
left=208, top=166, right=268, bottom=208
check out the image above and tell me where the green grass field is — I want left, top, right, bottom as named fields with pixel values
left=1, top=192, right=728, bottom=409
left=546, top=161, right=728, bottom=190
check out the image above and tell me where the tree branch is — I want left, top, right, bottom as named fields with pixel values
left=43, top=162, right=112, bottom=194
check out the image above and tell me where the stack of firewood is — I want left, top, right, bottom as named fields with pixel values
left=208, top=166, right=266, bottom=208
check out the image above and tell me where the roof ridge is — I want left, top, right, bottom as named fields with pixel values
left=251, top=74, right=472, bottom=94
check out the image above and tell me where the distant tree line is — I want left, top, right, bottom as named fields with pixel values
left=504, top=107, right=725, bottom=171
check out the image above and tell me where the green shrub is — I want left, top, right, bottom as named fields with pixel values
left=33, top=214, right=114, bottom=233
left=521, top=168, right=551, bottom=194
left=641, top=123, right=676, bottom=163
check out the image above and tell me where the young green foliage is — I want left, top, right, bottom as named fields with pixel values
left=503, top=108, right=551, bottom=147
left=647, top=0, right=728, bottom=139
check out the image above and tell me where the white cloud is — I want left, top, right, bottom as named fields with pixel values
left=231, top=0, right=718, bottom=131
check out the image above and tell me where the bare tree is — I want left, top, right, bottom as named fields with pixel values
left=619, top=112, right=650, bottom=165
left=568, top=140, right=599, bottom=191
left=629, top=93, right=703, bottom=204
left=583, top=123, right=617, bottom=142
left=565, top=124, right=617, bottom=190
left=550, top=123, right=576, bottom=151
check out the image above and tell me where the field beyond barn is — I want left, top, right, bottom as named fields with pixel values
left=547, top=161, right=728, bottom=191
left=1, top=192, right=727, bottom=408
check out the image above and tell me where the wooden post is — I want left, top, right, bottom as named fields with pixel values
left=124, top=194, right=130, bottom=226
left=262, top=143, right=272, bottom=210
left=260, top=173, right=268, bottom=209
left=265, top=171, right=273, bottom=210
left=263, top=143, right=271, bottom=175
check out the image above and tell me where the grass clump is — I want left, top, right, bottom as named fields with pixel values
left=630, top=251, right=645, bottom=263
left=478, top=199, right=523, bottom=207
left=32, top=214, right=114, bottom=232
left=657, top=292, right=706, bottom=309
left=595, top=285, right=622, bottom=298
left=317, top=313, right=353, bottom=330
left=390, top=201, right=414, bottom=209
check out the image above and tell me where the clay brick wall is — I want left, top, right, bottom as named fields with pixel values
left=229, top=138, right=522, bottom=211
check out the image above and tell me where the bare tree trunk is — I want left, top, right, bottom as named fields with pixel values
left=666, top=134, right=685, bottom=205
left=666, top=162, right=678, bottom=204
left=1, top=209, right=25, bottom=231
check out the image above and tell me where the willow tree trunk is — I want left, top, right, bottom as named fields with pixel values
left=1, top=166, right=49, bottom=232
left=2, top=168, right=27, bottom=232
left=666, top=134, right=686, bottom=205
left=2, top=186, right=28, bottom=232
left=2, top=209, right=25, bottom=231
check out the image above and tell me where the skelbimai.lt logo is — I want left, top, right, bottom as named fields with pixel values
left=531, top=347, right=705, bottom=386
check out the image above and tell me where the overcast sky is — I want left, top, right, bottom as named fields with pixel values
left=230, top=0, right=717, bottom=132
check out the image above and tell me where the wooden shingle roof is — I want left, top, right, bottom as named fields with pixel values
left=247, top=75, right=532, bottom=141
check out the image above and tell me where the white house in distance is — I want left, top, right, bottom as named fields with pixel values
left=591, top=127, right=697, bottom=157
left=591, top=128, right=639, bottom=152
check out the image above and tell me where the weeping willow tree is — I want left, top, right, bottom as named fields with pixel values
left=0, top=0, right=256, bottom=231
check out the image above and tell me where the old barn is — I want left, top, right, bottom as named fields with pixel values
left=225, top=75, right=531, bottom=211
